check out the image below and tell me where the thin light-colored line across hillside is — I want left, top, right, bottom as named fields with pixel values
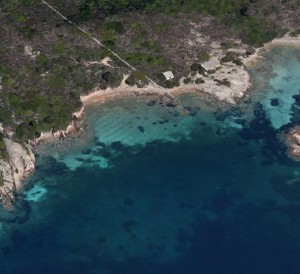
left=41, top=0, right=168, bottom=92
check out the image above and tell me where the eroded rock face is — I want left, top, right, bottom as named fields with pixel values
left=285, top=127, right=300, bottom=160
left=4, top=139, right=35, bottom=191
left=0, top=139, right=35, bottom=210
left=0, top=159, right=16, bottom=210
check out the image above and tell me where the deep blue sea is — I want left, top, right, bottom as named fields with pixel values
left=1, top=47, right=300, bottom=274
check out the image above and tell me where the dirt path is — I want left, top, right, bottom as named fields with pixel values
left=41, top=0, right=169, bottom=93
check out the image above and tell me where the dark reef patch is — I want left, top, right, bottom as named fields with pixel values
left=137, top=125, right=145, bottom=133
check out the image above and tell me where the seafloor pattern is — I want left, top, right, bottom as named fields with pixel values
left=0, top=47, right=300, bottom=274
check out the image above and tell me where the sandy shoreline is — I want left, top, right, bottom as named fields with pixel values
left=81, top=84, right=199, bottom=107
left=243, top=33, right=300, bottom=67
left=82, top=33, right=300, bottom=108
left=35, top=31, right=300, bottom=153
left=2, top=32, right=299, bottom=210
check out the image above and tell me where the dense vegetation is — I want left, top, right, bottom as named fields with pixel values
left=0, top=133, right=7, bottom=159
left=0, top=0, right=126, bottom=142
left=76, top=0, right=277, bottom=46
left=0, top=0, right=298, bottom=146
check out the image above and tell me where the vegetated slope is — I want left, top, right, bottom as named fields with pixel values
left=0, top=0, right=299, bottom=147
left=0, top=0, right=127, bottom=144
left=48, top=0, right=299, bottom=44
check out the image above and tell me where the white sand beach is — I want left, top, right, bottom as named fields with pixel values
left=82, top=34, right=300, bottom=107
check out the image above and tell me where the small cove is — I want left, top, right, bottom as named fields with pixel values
left=1, top=46, right=300, bottom=274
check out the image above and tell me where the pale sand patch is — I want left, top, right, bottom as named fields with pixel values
left=100, top=56, right=114, bottom=67
left=265, top=34, right=300, bottom=49
left=244, top=33, right=300, bottom=67
left=81, top=74, right=169, bottom=106
left=82, top=32, right=300, bottom=107
left=81, top=70, right=249, bottom=107
left=83, top=57, right=115, bottom=68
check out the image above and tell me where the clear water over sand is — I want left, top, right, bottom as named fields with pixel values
left=248, top=47, right=300, bottom=129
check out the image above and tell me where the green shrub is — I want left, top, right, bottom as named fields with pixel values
left=191, top=63, right=201, bottom=71
left=198, top=51, right=210, bottom=62
left=195, top=78, right=205, bottom=84
left=47, top=74, right=67, bottom=89
left=221, top=41, right=235, bottom=49
left=104, top=21, right=125, bottom=34
left=290, top=30, right=300, bottom=37
left=2, top=76, right=14, bottom=87
left=36, top=54, right=49, bottom=65
left=53, top=39, right=67, bottom=55
left=0, top=132, right=7, bottom=159
left=0, top=133, right=5, bottom=149
left=183, top=78, right=191, bottom=84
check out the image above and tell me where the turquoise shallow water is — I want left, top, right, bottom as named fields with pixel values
left=1, top=47, right=300, bottom=274
left=248, top=47, right=300, bottom=129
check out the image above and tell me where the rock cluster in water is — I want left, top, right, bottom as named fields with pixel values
left=285, top=127, right=300, bottom=160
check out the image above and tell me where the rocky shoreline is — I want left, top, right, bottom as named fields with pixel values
left=285, top=127, right=300, bottom=161
left=0, top=32, right=300, bottom=216
left=0, top=107, right=85, bottom=214
left=0, top=140, right=35, bottom=211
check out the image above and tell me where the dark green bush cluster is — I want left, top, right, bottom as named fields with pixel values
left=0, top=58, right=84, bottom=141
left=76, top=0, right=276, bottom=46
left=125, top=52, right=165, bottom=67
left=79, top=0, right=237, bottom=17
left=125, top=70, right=148, bottom=86
left=198, top=51, right=210, bottom=62
left=0, top=132, right=7, bottom=159
left=94, top=21, right=125, bottom=47
left=290, top=30, right=300, bottom=37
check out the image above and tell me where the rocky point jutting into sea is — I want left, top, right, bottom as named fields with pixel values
left=0, top=140, right=35, bottom=210
left=0, top=108, right=84, bottom=215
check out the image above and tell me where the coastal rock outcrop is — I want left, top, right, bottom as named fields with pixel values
left=4, top=139, right=35, bottom=191
left=0, top=159, right=16, bottom=210
left=285, top=127, right=300, bottom=160
left=0, top=106, right=84, bottom=211
left=0, top=139, right=35, bottom=210
left=32, top=107, right=85, bottom=145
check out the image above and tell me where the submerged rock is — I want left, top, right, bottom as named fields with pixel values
left=137, top=126, right=145, bottom=133
left=93, top=148, right=111, bottom=158
left=271, top=98, right=279, bottom=106
left=111, top=141, right=123, bottom=150
left=81, top=149, right=91, bottom=155
left=235, top=118, right=246, bottom=126
left=95, top=141, right=106, bottom=147
left=0, top=198, right=30, bottom=224
left=147, top=100, right=156, bottom=106
left=292, top=93, right=300, bottom=105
